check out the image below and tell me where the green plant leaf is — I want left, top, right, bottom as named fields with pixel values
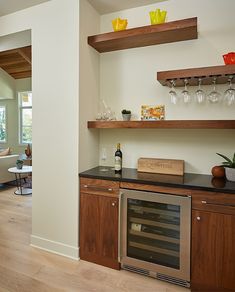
left=216, top=152, right=233, bottom=164
left=222, top=162, right=231, bottom=166
left=233, top=152, right=235, bottom=164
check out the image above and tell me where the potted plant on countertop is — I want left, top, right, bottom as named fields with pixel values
left=121, top=109, right=131, bottom=121
left=217, top=152, right=235, bottom=182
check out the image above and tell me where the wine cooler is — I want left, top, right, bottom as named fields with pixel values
left=119, top=189, right=191, bottom=288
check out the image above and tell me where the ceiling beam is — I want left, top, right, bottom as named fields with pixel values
left=17, top=46, right=31, bottom=65
left=11, top=70, right=31, bottom=79
left=0, top=45, right=31, bottom=79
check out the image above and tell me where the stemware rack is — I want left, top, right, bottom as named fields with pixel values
left=157, top=64, right=235, bottom=87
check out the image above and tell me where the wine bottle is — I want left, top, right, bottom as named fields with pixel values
left=114, top=143, right=122, bottom=173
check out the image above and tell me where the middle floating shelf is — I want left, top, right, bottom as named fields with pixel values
left=88, top=120, right=235, bottom=129
left=157, top=64, right=235, bottom=87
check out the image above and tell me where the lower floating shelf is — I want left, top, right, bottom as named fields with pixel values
left=88, top=120, right=235, bottom=129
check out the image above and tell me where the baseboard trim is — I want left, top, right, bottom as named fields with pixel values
left=31, top=235, right=79, bottom=260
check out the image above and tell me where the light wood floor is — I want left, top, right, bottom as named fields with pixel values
left=0, top=186, right=190, bottom=292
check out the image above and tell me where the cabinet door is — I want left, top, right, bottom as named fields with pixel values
left=191, top=210, right=223, bottom=290
left=99, top=196, right=119, bottom=269
left=80, top=193, right=100, bottom=259
left=80, top=192, right=120, bottom=270
left=221, top=214, right=235, bottom=290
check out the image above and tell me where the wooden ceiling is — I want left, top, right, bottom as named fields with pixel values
left=0, top=45, right=31, bottom=79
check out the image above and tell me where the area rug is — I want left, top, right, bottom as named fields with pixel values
left=4, top=177, right=32, bottom=189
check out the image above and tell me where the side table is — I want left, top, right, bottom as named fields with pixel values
left=8, top=166, right=32, bottom=195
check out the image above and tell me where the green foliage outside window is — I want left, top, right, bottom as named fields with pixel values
left=19, top=92, right=32, bottom=144
left=0, top=107, right=6, bottom=142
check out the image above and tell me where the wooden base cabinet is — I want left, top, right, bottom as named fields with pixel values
left=191, top=209, right=235, bottom=291
left=79, top=177, right=235, bottom=289
left=79, top=178, right=120, bottom=270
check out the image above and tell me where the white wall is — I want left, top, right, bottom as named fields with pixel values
left=79, top=0, right=100, bottom=172
left=0, top=0, right=79, bottom=258
left=0, top=29, right=31, bottom=51
left=15, top=77, right=31, bottom=92
left=99, top=0, right=235, bottom=174
left=0, top=68, right=15, bottom=99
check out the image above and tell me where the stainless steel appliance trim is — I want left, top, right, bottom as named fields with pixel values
left=120, top=188, right=191, bottom=282
left=118, top=191, right=123, bottom=262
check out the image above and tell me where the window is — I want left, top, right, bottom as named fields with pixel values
left=0, top=106, right=6, bottom=143
left=18, top=92, right=32, bottom=144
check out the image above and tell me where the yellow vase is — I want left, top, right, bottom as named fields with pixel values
left=149, top=9, right=167, bottom=25
left=112, top=18, right=128, bottom=31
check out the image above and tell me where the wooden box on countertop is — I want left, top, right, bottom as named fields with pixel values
left=137, top=157, right=184, bottom=176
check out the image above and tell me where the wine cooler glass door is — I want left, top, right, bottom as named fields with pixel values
left=120, top=189, right=191, bottom=283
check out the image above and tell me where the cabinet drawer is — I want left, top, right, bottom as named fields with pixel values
left=80, top=177, right=120, bottom=198
left=192, top=192, right=235, bottom=215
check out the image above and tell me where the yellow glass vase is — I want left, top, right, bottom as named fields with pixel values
left=149, top=9, right=167, bottom=25
left=112, top=18, right=128, bottom=31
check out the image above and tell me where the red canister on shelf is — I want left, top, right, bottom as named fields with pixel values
left=223, top=52, right=235, bottom=65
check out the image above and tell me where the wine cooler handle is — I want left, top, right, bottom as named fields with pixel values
left=118, top=192, right=123, bottom=262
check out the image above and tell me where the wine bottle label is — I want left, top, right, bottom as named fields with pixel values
left=131, top=223, right=141, bottom=232
left=115, top=156, right=122, bottom=171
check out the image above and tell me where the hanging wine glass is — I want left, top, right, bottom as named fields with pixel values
left=195, top=77, right=206, bottom=104
left=169, top=79, right=179, bottom=104
left=223, top=75, right=235, bottom=106
left=208, top=77, right=221, bottom=103
left=181, top=79, right=191, bottom=103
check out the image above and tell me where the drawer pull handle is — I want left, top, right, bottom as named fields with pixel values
left=196, top=216, right=201, bottom=221
left=83, top=184, right=113, bottom=192
left=201, top=200, right=235, bottom=208
left=112, top=202, right=116, bottom=207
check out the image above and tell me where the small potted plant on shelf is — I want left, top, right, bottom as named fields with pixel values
left=121, top=109, right=131, bottom=121
left=216, top=152, right=235, bottom=182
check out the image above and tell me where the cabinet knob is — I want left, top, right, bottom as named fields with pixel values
left=111, top=202, right=116, bottom=207
left=196, top=216, right=201, bottom=221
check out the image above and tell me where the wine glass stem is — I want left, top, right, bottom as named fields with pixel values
left=198, top=79, right=202, bottom=90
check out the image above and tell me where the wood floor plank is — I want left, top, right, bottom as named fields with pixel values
left=0, top=265, right=64, bottom=292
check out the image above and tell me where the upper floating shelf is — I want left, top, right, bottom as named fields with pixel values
left=88, top=120, right=235, bottom=129
left=88, top=17, right=197, bottom=53
left=157, top=64, right=235, bottom=87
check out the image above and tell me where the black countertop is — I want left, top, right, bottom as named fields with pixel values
left=79, top=166, right=235, bottom=194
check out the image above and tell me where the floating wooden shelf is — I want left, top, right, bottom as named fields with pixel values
left=157, top=64, right=235, bottom=87
left=88, top=120, right=235, bottom=129
left=88, top=17, right=197, bottom=53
